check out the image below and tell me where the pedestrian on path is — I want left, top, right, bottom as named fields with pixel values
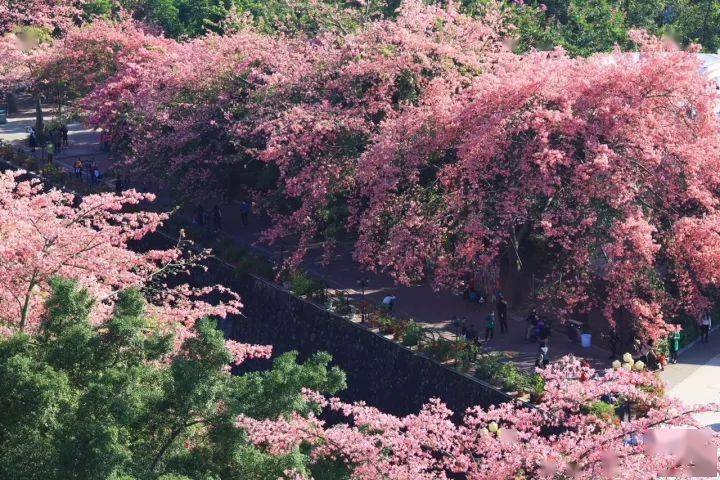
left=467, top=323, right=479, bottom=346
left=74, top=159, right=82, bottom=181
left=60, top=124, right=68, bottom=146
left=52, top=129, right=62, bottom=153
left=645, top=339, right=662, bottom=371
left=496, top=294, right=508, bottom=333
left=535, top=340, right=549, bottom=368
left=46, top=142, right=54, bottom=163
left=669, top=327, right=681, bottom=364
left=484, top=312, right=495, bottom=341
left=381, top=295, right=397, bottom=313
left=92, top=164, right=101, bottom=188
left=212, top=204, right=222, bottom=232
left=239, top=199, right=251, bottom=226
left=700, top=312, right=711, bottom=344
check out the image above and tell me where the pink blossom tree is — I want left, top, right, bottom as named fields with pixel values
left=0, top=33, right=30, bottom=98
left=352, top=35, right=720, bottom=342
left=32, top=3, right=720, bottom=343
left=0, top=0, right=85, bottom=35
left=239, top=356, right=719, bottom=479
left=0, top=170, right=242, bottom=350
left=31, top=18, right=175, bottom=104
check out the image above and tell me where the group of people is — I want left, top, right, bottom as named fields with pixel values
left=451, top=294, right=552, bottom=368
left=481, top=293, right=509, bottom=341
left=72, top=158, right=101, bottom=188
left=193, top=204, right=223, bottom=232
left=27, top=124, right=68, bottom=162
left=192, top=200, right=252, bottom=233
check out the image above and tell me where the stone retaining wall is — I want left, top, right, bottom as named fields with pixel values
left=220, top=271, right=510, bottom=417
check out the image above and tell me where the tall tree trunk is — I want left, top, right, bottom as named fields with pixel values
left=701, top=0, right=713, bottom=50
left=35, top=95, right=45, bottom=144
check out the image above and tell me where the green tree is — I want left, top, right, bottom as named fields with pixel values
left=546, top=0, right=630, bottom=55
left=0, top=278, right=347, bottom=480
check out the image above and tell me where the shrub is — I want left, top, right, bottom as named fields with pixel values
left=328, top=290, right=352, bottom=315
left=422, top=338, right=456, bottom=363
left=41, top=162, right=65, bottom=184
left=290, top=271, right=320, bottom=297
left=527, top=373, right=545, bottom=401
left=456, top=341, right=479, bottom=371
left=499, top=363, right=526, bottom=392
left=474, top=353, right=506, bottom=382
left=401, top=322, right=426, bottom=347
left=584, top=401, right=617, bottom=422
left=376, top=316, right=396, bottom=335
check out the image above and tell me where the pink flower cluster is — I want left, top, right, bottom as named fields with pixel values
left=0, top=0, right=85, bottom=35
left=30, top=1, right=720, bottom=342
left=0, top=171, right=240, bottom=351
left=239, top=356, right=719, bottom=479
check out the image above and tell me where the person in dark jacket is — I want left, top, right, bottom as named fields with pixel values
left=496, top=295, right=508, bottom=333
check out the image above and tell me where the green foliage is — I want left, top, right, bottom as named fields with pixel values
left=81, top=0, right=720, bottom=54
left=327, top=290, right=352, bottom=315
left=475, top=353, right=544, bottom=397
left=401, top=321, right=426, bottom=347
left=376, top=315, right=396, bottom=335
left=0, top=278, right=346, bottom=480
left=421, top=337, right=456, bottom=363
left=536, top=0, right=720, bottom=54
left=555, top=0, right=629, bottom=56
left=584, top=400, right=618, bottom=422
left=526, top=372, right=545, bottom=401
left=456, top=341, right=479, bottom=371
left=474, top=352, right=506, bottom=380
left=289, top=271, right=323, bottom=299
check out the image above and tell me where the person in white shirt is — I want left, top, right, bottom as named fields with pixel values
left=700, top=312, right=712, bottom=344
left=381, top=295, right=397, bottom=312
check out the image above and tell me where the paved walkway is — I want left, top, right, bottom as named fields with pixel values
left=662, top=328, right=720, bottom=430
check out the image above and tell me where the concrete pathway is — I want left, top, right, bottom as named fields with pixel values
left=663, top=328, right=720, bottom=430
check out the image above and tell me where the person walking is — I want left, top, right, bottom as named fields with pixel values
left=381, top=295, right=397, bottom=313
left=212, top=204, right=222, bottom=231
left=646, top=339, right=662, bottom=371
left=700, top=312, right=711, bottom=344
left=496, top=295, right=508, bottom=333
left=60, top=123, right=69, bottom=146
left=74, top=159, right=83, bottom=181
left=46, top=142, right=55, bottom=163
left=535, top=340, right=549, bottom=368
left=669, top=328, right=681, bottom=364
left=53, top=129, right=62, bottom=153
left=92, top=165, right=101, bottom=189
left=484, top=311, right=496, bottom=341
left=239, top=199, right=251, bottom=226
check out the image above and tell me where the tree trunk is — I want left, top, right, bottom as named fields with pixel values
left=35, top=96, right=45, bottom=144
left=6, top=92, right=17, bottom=114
